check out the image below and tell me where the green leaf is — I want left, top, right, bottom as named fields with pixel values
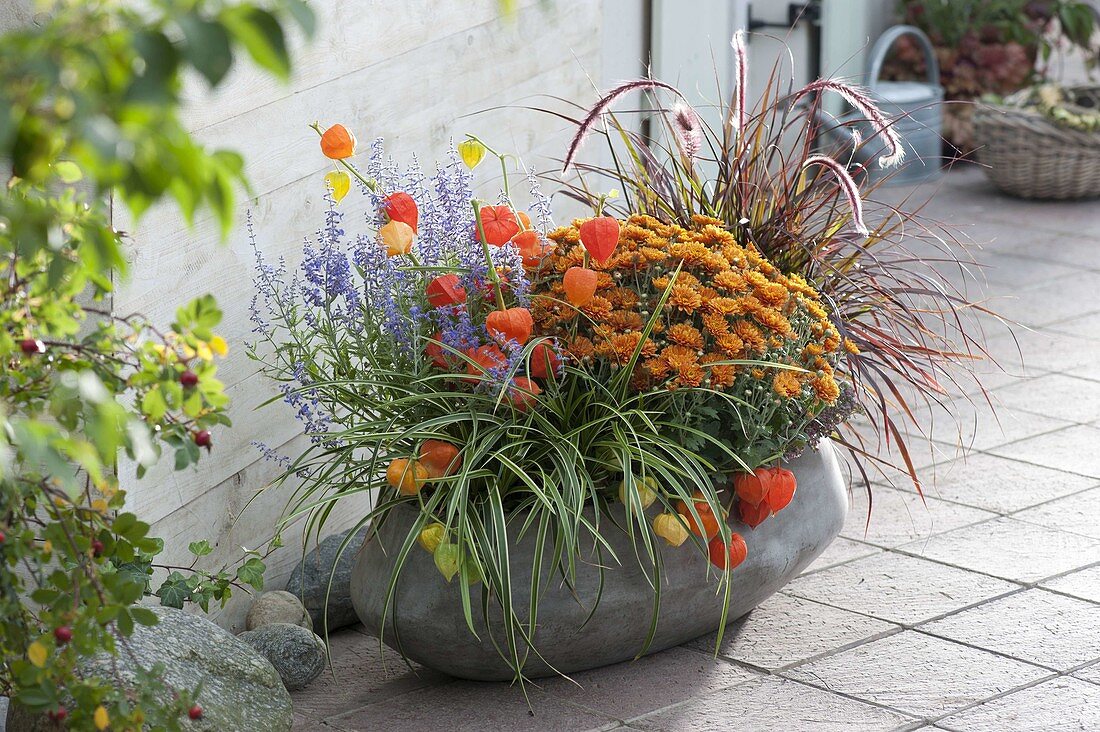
left=285, top=0, right=316, bottom=37
left=156, top=575, right=191, bottom=609
left=53, top=160, right=83, bottom=183
left=221, top=7, right=291, bottom=80
left=188, top=539, right=213, bottom=557
left=141, top=387, right=167, bottom=422
left=235, top=557, right=265, bottom=590
left=178, top=13, right=234, bottom=86
left=130, top=607, right=160, bottom=626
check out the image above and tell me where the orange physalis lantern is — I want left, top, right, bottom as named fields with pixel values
left=486, top=307, right=533, bottom=346
left=507, top=377, right=541, bottom=411
left=578, top=216, right=620, bottom=265
left=386, top=458, right=429, bottom=496
left=477, top=206, right=520, bottom=246
left=383, top=192, right=419, bottom=234
left=734, top=468, right=773, bottom=506
left=380, top=220, right=414, bottom=256
left=419, top=440, right=462, bottom=478
left=320, top=124, right=356, bottom=160
left=563, top=267, right=598, bottom=307
left=738, top=499, right=770, bottom=529
left=465, top=344, right=507, bottom=381
left=528, top=342, right=562, bottom=379
left=517, top=211, right=533, bottom=230
left=708, top=533, right=748, bottom=570
left=511, top=230, right=552, bottom=268
left=425, top=333, right=449, bottom=369
left=426, top=274, right=467, bottom=308
left=763, top=467, right=796, bottom=513
left=675, top=492, right=721, bottom=540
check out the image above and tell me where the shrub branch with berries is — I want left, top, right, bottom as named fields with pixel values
left=0, top=0, right=312, bottom=727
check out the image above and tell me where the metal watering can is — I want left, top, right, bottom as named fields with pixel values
left=825, top=25, right=945, bottom=185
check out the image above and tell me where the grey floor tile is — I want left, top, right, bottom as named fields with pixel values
left=937, top=677, right=1100, bottom=731
left=1013, top=487, right=1100, bottom=540
left=1075, top=661, right=1100, bottom=685
left=785, top=551, right=1017, bottom=626
left=1041, top=564, right=1100, bottom=604
left=988, top=373, right=1100, bottom=424
left=899, top=517, right=1100, bottom=583
left=843, top=485, right=995, bottom=549
left=800, top=536, right=882, bottom=575
left=289, top=628, right=449, bottom=721
left=988, top=425, right=1100, bottom=479
left=982, top=328, right=1100, bottom=375
left=890, top=452, right=1096, bottom=514
left=1047, top=310, right=1100, bottom=343
left=921, top=589, right=1100, bottom=670
left=902, top=399, right=1074, bottom=453
left=630, top=675, right=914, bottom=731
left=538, top=646, right=757, bottom=722
left=979, top=254, right=1079, bottom=290
left=686, top=593, right=897, bottom=671
left=785, top=631, right=1050, bottom=719
left=324, top=680, right=616, bottom=732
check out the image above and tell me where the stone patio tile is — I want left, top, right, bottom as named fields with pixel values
left=1047, top=310, right=1100, bottom=343
left=537, top=646, right=757, bottom=722
left=937, top=677, right=1100, bottom=731
left=785, top=631, right=1050, bottom=719
left=987, top=373, right=1100, bottom=424
left=899, top=517, right=1100, bottom=583
left=842, top=485, right=995, bottom=549
left=630, top=675, right=914, bottom=731
left=685, top=593, right=898, bottom=671
left=289, top=627, right=449, bottom=721
left=800, top=536, right=881, bottom=575
left=921, top=589, right=1100, bottom=670
left=323, top=680, right=616, bottom=732
left=293, top=712, right=333, bottom=731
left=978, top=227, right=1100, bottom=272
left=988, top=425, right=1100, bottom=479
left=1013, top=487, right=1100, bottom=540
left=888, top=452, right=1096, bottom=515
left=982, top=329, right=1099, bottom=375
left=1041, top=564, right=1100, bottom=604
left=784, top=551, right=1017, bottom=626
left=978, top=254, right=1078, bottom=290
left=901, top=398, right=1073, bottom=453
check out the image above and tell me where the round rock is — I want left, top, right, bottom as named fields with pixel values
left=5, top=606, right=293, bottom=731
left=237, top=623, right=326, bottom=692
left=285, top=525, right=369, bottom=631
left=246, top=590, right=313, bottom=631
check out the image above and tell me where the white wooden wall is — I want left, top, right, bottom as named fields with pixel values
left=117, top=0, right=621, bottom=629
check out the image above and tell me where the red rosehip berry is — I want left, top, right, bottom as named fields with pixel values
left=54, top=626, right=72, bottom=645
left=179, top=370, right=199, bottom=388
left=20, top=338, right=44, bottom=355
left=193, top=430, right=212, bottom=448
left=91, top=539, right=105, bottom=558
left=188, top=704, right=203, bottom=720
left=46, top=707, right=67, bottom=722
left=0, top=530, right=5, bottom=544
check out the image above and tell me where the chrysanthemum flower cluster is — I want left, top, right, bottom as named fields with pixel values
left=531, top=213, right=846, bottom=409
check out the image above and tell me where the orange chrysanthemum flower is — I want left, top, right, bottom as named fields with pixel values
left=666, top=323, right=704, bottom=350
left=772, top=370, right=803, bottom=398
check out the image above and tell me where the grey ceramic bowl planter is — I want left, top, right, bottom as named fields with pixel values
left=349, top=439, right=847, bottom=680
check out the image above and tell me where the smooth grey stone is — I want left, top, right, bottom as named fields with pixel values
left=285, top=525, right=369, bottom=631
left=237, top=623, right=326, bottom=692
left=7, top=607, right=291, bottom=731
left=246, top=590, right=312, bottom=631
left=351, top=439, right=848, bottom=680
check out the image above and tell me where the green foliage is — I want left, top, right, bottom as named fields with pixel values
left=1, top=0, right=312, bottom=726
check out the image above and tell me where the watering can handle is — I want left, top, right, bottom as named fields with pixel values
left=866, top=25, right=939, bottom=89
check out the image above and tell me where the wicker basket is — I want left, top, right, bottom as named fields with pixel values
left=973, top=85, right=1100, bottom=200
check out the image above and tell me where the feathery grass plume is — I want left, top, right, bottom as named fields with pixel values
left=797, top=79, right=905, bottom=168
left=802, top=154, right=869, bottom=235
left=730, top=29, right=748, bottom=137
left=562, top=79, right=684, bottom=172
left=670, top=102, right=703, bottom=158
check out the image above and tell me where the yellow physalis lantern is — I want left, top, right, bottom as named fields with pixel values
left=324, top=170, right=350, bottom=203
left=458, top=138, right=486, bottom=170
left=618, top=475, right=659, bottom=509
left=653, top=513, right=689, bottom=547
left=418, top=523, right=446, bottom=554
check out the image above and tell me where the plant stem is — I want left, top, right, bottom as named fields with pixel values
left=470, top=200, right=507, bottom=311
left=309, top=123, right=377, bottom=192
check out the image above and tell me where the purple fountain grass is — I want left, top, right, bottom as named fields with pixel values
left=562, top=79, right=684, bottom=172
left=670, top=103, right=704, bottom=158
left=730, top=30, right=748, bottom=138
left=801, top=154, right=869, bottom=235
left=796, top=79, right=905, bottom=168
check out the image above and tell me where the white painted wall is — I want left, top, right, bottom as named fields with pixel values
left=117, top=0, right=613, bottom=629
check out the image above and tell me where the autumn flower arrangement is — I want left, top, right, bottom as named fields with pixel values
left=252, top=32, right=990, bottom=681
